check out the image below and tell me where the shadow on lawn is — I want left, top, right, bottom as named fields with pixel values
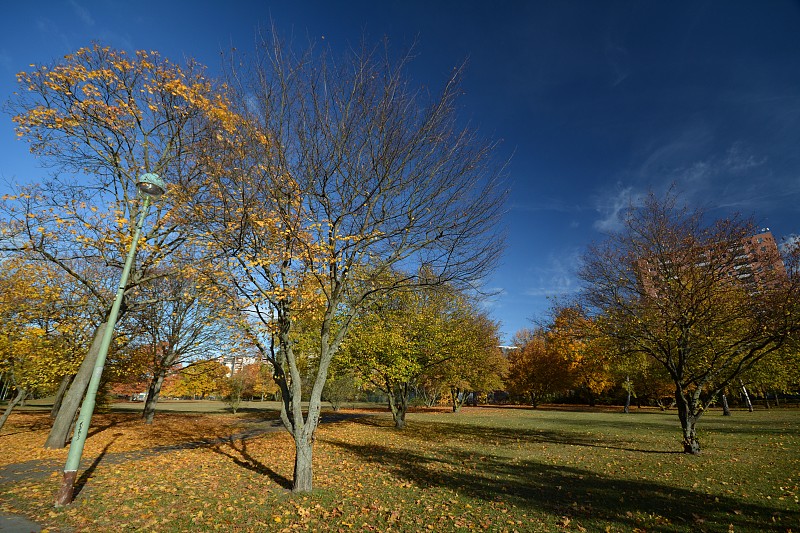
left=74, top=433, right=123, bottom=498
left=325, top=436, right=798, bottom=532
left=352, top=417, right=683, bottom=455
left=210, top=436, right=292, bottom=490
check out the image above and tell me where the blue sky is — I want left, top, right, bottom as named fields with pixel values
left=2, top=1, right=799, bottom=342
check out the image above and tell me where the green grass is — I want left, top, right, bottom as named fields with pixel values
left=1, top=405, right=798, bottom=532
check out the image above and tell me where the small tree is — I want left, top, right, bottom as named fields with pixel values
left=579, top=190, right=800, bottom=453
left=132, top=266, right=237, bottom=423
left=195, top=30, right=506, bottom=492
left=505, top=328, right=572, bottom=407
left=222, top=373, right=246, bottom=413
left=4, top=44, right=234, bottom=448
left=322, top=371, right=359, bottom=411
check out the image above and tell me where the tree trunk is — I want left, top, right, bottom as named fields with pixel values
left=624, top=390, right=631, bottom=414
left=0, top=387, right=26, bottom=431
left=675, top=388, right=701, bottom=454
left=386, top=382, right=407, bottom=429
left=45, top=321, right=107, bottom=449
left=142, top=370, right=166, bottom=425
left=586, top=386, right=596, bottom=407
left=450, top=386, right=463, bottom=412
left=0, top=375, right=9, bottom=401
left=529, top=391, right=538, bottom=408
left=721, top=394, right=731, bottom=416
left=292, top=432, right=314, bottom=492
left=740, top=380, right=753, bottom=412
left=50, top=374, right=74, bottom=420
left=762, top=389, right=770, bottom=409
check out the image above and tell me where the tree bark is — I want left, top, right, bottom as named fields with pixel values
left=675, top=388, right=701, bottom=454
left=623, top=376, right=632, bottom=414
left=387, top=382, right=408, bottom=429
left=529, top=391, right=538, bottom=408
left=0, top=375, right=9, bottom=401
left=142, top=370, right=166, bottom=425
left=50, top=374, right=74, bottom=420
left=293, top=434, right=314, bottom=493
left=44, top=321, right=107, bottom=449
left=0, top=387, right=26, bottom=431
left=721, top=394, right=731, bottom=416
left=740, top=380, right=753, bottom=412
left=450, top=386, right=463, bottom=412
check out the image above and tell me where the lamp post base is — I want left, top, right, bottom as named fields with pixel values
left=55, top=470, right=77, bottom=507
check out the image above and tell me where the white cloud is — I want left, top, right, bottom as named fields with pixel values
left=592, top=185, right=644, bottom=233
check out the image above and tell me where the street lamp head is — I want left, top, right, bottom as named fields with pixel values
left=136, top=173, right=166, bottom=199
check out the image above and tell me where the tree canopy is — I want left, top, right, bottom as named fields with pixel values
left=579, top=190, right=800, bottom=453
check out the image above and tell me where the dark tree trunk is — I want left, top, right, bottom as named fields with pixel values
left=529, top=391, right=538, bottom=408
left=623, top=376, right=632, bottom=414
left=721, top=394, right=731, bottom=416
left=586, top=388, right=596, bottom=407
left=45, top=321, right=108, bottom=449
left=450, top=386, right=464, bottom=412
left=50, top=374, right=74, bottom=420
left=0, top=387, right=26, bottom=431
left=142, top=370, right=166, bottom=425
left=386, top=381, right=408, bottom=429
left=762, top=389, right=770, bottom=409
left=675, top=387, right=701, bottom=454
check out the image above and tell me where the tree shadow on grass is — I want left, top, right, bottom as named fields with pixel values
left=73, top=433, right=123, bottom=499
left=324, top=437, right=798, bottom=532
left=209, top=436, right=292, bottom=490
left=351, top=417, right=683, bottom=455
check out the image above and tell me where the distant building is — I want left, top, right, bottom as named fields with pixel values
left=216, top=354, right=261, bottom=376
left=637, top=229, right=787, bottom=297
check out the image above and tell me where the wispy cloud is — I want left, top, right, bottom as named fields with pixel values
left=600, top=139, right=780, bottom=228
left=779, top=233, right=799, bottom=254
left=522, top=249, right=582, bottom=298
left=69, top=0, right=95, bottom=27
left=592, top=185, right=644, bottom=233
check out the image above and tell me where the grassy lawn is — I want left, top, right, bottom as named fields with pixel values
left=0, top=405, right=797, bottom=532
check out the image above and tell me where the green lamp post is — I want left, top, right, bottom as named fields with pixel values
left=56, top=173, right=166, bottom=506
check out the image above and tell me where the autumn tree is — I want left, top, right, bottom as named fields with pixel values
left=322, top=370, right=359, bottom=411
left=0, top=259, right=83, bottom=429
left=342, top=287, right=434, bottom=429
left=579, top=191, right=800, bottom=453
left=505, top=329, right=572, bottom=407
left=161, top=359, right=229, bottom=399
left=547, top=307, right=614, bottom=407
left=425, top=308, right=506, bottom=412
left=3, top=45, right=233, bottom=448
left=131, top=264, right=238, bottom=423
left=194, top=32, right=506, bottom=492
left=611, top=350, right=674, bottom=410
left=249, top=361, right=279, bottom=401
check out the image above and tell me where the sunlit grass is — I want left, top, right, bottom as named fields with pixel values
left=1, top=405, right=797, bottom=532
